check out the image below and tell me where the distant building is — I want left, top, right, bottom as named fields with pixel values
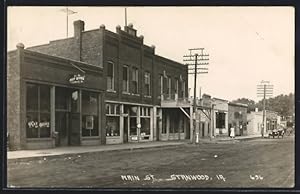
left=247, top=110, right=263, bottom=136
left=228, top=102, right=248, bottom=136
left=212, top=98, right=228, bottom=136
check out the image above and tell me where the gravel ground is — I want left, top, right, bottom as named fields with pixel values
left=7, top=136, right=294, bottom=189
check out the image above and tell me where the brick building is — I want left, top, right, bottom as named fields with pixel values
left=7, top=20, right=192, bottom=150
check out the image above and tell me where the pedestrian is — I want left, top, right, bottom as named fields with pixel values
left=230, top=127, right=235, bottom=138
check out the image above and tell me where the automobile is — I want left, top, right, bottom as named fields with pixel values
left=268, top=128, right=284, bottom=138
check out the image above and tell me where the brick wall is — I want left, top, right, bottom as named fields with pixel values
left=7, top=48, right=21, bottom=150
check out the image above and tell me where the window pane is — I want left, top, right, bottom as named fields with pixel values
left=106, top=116, right=120, bottom=136
left=82, top=91, right=98, bottom=115
left=82, top=115, right=99, bottom=137
left=40, top=113, right=51, bottom=138
left=26, top=84, right=38, bottom=111
left=141, top=118, right=150, bottom=135
left=40, top=85, right=50, bottom=112
left=130, top=106, right=137, bottom=116
left=130, top=117, right=137, bottom=135
left=107, top=62, right=113, bottom=77
left=26, top=112, right=39, bottom=138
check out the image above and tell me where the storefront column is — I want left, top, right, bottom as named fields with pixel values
left=120, top=104, right=124, bottom=143
left=158, top=108, right=162, bottom=141
left=150, top=107, right=154, bottom=141
left=79, top=89, right=82, bottom=144
left=137, top=106, right=141, bottom=141
left=213, top=112, right=217, bottom=136
left=190, top=107, right=193, bottom=143
left=166, top=113, right=170, bottom=140
left=225, top=112, right=228, bottom=135
left=50, top=86, right=55, bottom=147
left=153, top=106, right=157, bottom=141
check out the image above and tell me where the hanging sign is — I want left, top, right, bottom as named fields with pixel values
left=69, top=74, right=85, bottom=84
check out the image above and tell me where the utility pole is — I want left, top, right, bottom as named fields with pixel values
left=183, top=48, right=209, bottom=144
left=125, top=7, right=128, bottom=27
left=257, top=80, right=273, bottom=138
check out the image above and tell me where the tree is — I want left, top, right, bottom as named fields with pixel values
left=232, top=98, right=256, bottom=113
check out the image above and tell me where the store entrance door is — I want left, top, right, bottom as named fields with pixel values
left=55, top=111, right=69, bottom=146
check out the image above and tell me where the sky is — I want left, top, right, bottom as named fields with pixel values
left=7, top=6, right=295, bottom=102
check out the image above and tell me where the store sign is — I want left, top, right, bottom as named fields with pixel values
left=28, top=121, right=50, bottom=128
left=69, top=74, right=85, bottom=84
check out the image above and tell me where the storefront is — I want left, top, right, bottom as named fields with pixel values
left=159, top=108, right=189, bottom=141
left=7, top=47, right=106, bottom=150
left=105, top=102, right=154, bottom=144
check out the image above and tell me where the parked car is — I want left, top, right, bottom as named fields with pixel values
left=268, top=128, right=284, bottom=138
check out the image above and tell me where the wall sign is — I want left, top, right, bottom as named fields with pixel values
left=69, top=74, right=85, bottom=84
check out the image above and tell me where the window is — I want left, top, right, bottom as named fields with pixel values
left=175, top=79, right=179, bottom=94
left=26, top=83, right=51, bottom=138
left=181, top=81, right=185, bottom=98
left=107, top=61, right=114, bottom=90
left=123, top=65, right=129, bottom=92
left=160, top=75, right=163, bottom=95
left=132, top=67, right=138, bottom=94
left=82, top=91, right=99, bottom=137
left=167, top=77, right=171, bottom=97
left=106, top=103, right=120, bottom=137
left=144, top=72, right=151, bottom=96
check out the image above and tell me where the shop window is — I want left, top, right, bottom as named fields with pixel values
left=144, top=71, right=151, bottom=96
left=141, top=118, right=150, bottom=139
left=132, top=67, right=139, bottom=94
left=82, top=91, right=99, bottom=137
left=162, top=112, right=167, bottom=134
left=106, top=103, right=120, bottom=137
left=26, top=83, right=51, bottom=138
left=107, top=61, right=114, bottom=91
left=106, top=117, right=120, bottom=137
left=216, top=112, right=225, bottom=128
left=123, top=65, right=129, bottom=92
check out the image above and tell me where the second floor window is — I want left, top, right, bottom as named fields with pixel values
left=132, top=67, right=139, bottom=94
left=144, top=72, right=151, bottom=96
left=123, top=65, right=129, bottom=92
left=107, top=62, right=114, bottom=91
left=167, top=77, right=171, bottom=97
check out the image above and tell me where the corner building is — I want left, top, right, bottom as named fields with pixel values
left=7, top=20, right=191, bottom=150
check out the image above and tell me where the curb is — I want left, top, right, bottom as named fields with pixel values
left=7, top=143, right=185, bottom=162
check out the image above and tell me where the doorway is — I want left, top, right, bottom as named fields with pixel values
left=55, top=87, right=80, bottom=146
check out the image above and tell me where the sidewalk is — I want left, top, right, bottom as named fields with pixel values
left=7, top=140, right=187, bottom=160
left=215, top=134, right=262, bottom=142
left=7, top=135, right=262, bottom=160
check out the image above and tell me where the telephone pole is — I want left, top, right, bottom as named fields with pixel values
left=257, top=80, right=273, bottom=138
left=183, top=48, right=209, bottom=144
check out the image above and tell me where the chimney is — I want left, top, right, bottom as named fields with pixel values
left=74, top=20, right=85, bottom=37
